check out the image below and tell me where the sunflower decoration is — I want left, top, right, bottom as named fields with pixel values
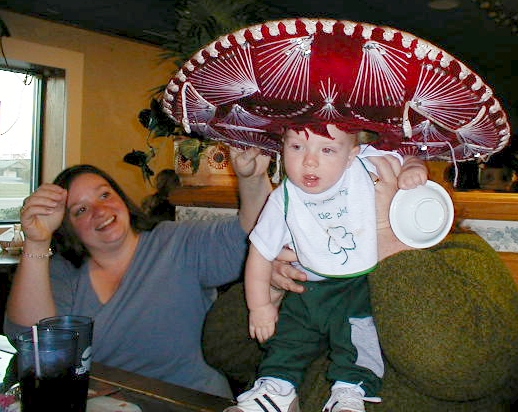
left=205, top=144, right=231, bottom=171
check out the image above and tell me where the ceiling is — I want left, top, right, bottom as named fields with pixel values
left=1, top=0, right=517, bottom=131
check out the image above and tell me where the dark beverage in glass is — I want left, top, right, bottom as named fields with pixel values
left=71, top=372, right=90, bottom=411
left=20, top=369, right=74, bottom=411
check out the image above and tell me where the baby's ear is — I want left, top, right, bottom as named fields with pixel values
left=357, top=130, right=380, bottom=144
left=346, top=145, right=361, bottom=167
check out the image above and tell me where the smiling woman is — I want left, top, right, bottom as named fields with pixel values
left=4, top=153, right=274, bottom=399
left=48, top=164, right=154, bottom=269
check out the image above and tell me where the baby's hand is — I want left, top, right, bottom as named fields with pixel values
left=249, top=303, right=278, bottom=343
left=398, top=157, right=428, bottom=189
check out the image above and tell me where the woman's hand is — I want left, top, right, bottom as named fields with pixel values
left=369, top=155, right=400, bottom=229
left=20, top=183, right=67, bottom=244
left=271, top=247, right=307, bottom=298
left=368, top=155, right=415, bottom=258
left=7, top=183, right=65, bottom=327
left=229, top=146, right=271, bottom=179
left=230, top=146, right=273, bottom=233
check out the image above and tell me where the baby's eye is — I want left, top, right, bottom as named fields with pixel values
left=100, top=191, right=111, bottom=199
left=322, top=147, right=335, bottom=154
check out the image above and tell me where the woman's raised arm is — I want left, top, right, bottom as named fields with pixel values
left=6, top=183, right=67, bottom=326
left=230, top=147, right=273, bottom=233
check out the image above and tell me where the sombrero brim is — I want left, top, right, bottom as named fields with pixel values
left=162, top=18, right=511, bottom=161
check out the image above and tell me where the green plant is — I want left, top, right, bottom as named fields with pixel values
left=161, top=0, right=285, bottom=66
left=134, top=97, right=224, bottom=174
left=175, top=137, right=216, bottom=173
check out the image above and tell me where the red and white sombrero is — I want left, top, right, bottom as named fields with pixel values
left=162, top=18, right=511, bottom=161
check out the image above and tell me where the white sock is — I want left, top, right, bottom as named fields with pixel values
left=332, top=381, right=382, bottom=403
left=331, top=381, right=366, bottom=397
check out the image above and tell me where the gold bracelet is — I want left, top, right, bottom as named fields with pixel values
left=21, top=249, right=53, bottom=259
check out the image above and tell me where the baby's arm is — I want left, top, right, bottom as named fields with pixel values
left=245, top=244, right=280, bottom=343
left=397, top=155, right=428, bottom=189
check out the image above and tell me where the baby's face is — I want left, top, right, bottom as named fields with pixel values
left=283, top=124, right=359, bottom=194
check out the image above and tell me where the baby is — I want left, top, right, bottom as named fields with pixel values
left=226, top=123, right=427, bottom=412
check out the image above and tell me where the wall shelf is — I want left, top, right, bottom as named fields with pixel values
left=453, top=191, right=518, bottom=221
left=169, top=186, right=239, bottom=209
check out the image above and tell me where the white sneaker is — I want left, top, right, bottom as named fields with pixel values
left=224, top=378, right=300, bottom=412
left=322, top=386, right=381, bottom=412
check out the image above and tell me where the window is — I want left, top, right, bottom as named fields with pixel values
left=0, top=64, right=65, bottom=224
left=0, top=37, right=84, bottom=228
left=0, top=67, right=41, bottom=223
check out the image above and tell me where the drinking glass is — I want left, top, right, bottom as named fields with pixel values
left=17, top=328, right=78, bottom=411
left=38, top=315, right=94, bottom=412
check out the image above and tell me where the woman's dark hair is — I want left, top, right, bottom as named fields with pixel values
left=51, top=164, right=157, bottom=268
left=155, top=169, right=180, bottom=197
left=141, top=169, right=180, bottom=223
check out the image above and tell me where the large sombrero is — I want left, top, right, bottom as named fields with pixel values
left=162, top=18, right=511, bottom=161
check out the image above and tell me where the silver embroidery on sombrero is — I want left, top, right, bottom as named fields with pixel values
left=179, top=82, right=216, bottom=133
left=256, top=34, right=313, bottom=101
left=194, top=118, right=280, bottom=153
left=252, top=102, right=315, bottom=119
left=315, top=78, right=341, bottom=120
left=403, top=106, right=507, bottom=162
left=220, top=104, right=272, bottom=129
left=213, top=127, right=280, bottom=153
left=408, top=64, right=483, bottom=131
left=181, top=102, right=279, bottom=153
left=414, top=39, right=435, bottom=60
left=162, top=18, right=511, bottom=162
left=188, top=122, right=228, bottom=144
left=400, top=121, right=450, bottom=158
left=349, top=40, right=409, bottom=108
left=457, top=108, right=508, bottom=156
left=188, top=42, right=259, bottom=106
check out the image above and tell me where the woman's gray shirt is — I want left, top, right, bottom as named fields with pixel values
left=5, top=217, right=248, bottom=398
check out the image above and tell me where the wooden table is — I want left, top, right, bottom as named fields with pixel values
left=90, top=362, right=234, bottom=411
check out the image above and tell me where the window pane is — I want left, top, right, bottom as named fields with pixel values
left=0, top=69, right=38, bottom=223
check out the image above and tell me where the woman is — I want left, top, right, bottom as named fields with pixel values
left=4, top=147, right=272, bottom=398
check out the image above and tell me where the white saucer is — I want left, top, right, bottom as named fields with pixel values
left=87, top=396, right=142, bottom=412
left=389, top=180, right=454, bottom=248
